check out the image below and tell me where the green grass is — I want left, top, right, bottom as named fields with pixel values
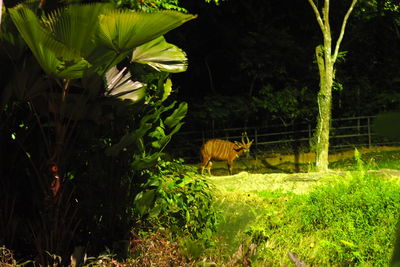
left=213, top=192, right=266, bottom=253
left=256, top=173, right=400, bottom=266
left=209, top=150, right=400, bottom=266
left=329, top=150, right=400, bottom=170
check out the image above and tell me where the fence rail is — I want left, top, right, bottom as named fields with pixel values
left=167, top=116, right=399, bottom=162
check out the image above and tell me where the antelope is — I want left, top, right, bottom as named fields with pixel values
left=200, top=132, right=253, bottom=175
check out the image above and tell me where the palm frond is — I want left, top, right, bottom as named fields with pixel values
left=97, top=10, right=196, bottom=52
left=43, top=3, right=109, bottom=56
left=9, top=4, right=91, bottom=79
left=10, top=5, right=63, bottom=76
left=105, top=66, right=146, bottom=102
left=10, top=4, right=195, bottom=79
left=131, top=36, right=188, bottom=73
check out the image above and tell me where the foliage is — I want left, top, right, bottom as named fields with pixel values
left=110, top=0, right=222, bottom=12
left=0, top=246, right=31, bottom=266
left=0, top=1, right=196, bottom=264
left=134, top=159, right=220, bottom=240
left=66, top=73, right=190, bottom=256
left=253, top=84, right=315, bottom=125
left=252, top=161, right=400, bottom=265
left=329, top=149, right=400, bottom=171
left=190, top=95, right=256, bottom=128
left=170, top=0, right=400, bottom=134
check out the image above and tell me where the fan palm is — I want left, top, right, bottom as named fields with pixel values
left=7, top=2, right=195, bottom=196
left=9, top=2, right=195, bottom=79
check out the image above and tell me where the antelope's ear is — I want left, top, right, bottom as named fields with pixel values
left=234, top=141, right=241, bottom=146
left=249, top=140, right=254, bottom=145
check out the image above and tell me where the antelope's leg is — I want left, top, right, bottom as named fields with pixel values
left=201, top=157, right=211, bottom=175
left=227, top=161, right=232, bottom=175
left=206, top=161, right=213, bottom=175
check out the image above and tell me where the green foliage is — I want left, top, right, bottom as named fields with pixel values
left=8, top=3, right=196, bottom=78
left=134, top=159, right=220, bottom=239
left=0, top=1, right=196, bottom=262
left=253, top=84, right=314, bottom=124
left=110, top=0, right=187, bottom=12
left=68, top=76, right=190, bottom=255
left=110, top=0, right=222, bottom=12
left=257, top=172, right=400, bottom=266
left=132, top=36, right=189, bottom=73
left=106, top=100, right=187, bottom=171
left=329, top=149, right=400, bottom=171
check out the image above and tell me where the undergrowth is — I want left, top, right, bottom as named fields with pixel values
left=329, top=149, right=400, bottom=170
left=248, top=150, right=400, bottom=266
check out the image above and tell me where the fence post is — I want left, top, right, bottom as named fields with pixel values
left=367, top=117, right=371, bottom=148
left=254, top=128, right=258, bottom=160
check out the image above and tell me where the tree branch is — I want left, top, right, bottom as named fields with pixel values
left=323, top=0, right=331, bottom=40
left=0, top=0, right=3, bottom=27
left=307, top=0, right=325, bottom=33
left=324, top=0, right=330, bottom=26
left=332, top=0, right=358, bottom=63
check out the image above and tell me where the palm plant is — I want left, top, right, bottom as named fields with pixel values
left=7, top=2, right=195, bottom=197
left=1, top=3, right=195, bottom=262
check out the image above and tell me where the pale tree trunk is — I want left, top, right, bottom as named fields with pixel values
left=307, top=0, right=357, bottom=172
left=314, top=45, right=333, bottom=172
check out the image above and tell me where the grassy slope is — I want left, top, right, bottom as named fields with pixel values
left=207, top=149, right=400, bottom=265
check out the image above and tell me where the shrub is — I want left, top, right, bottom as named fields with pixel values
left=133, top=159, right=220, bottom=240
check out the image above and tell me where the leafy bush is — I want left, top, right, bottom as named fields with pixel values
left=258, top=170, right=400, bottom=266
left=134, top=159, right=220, bottom=240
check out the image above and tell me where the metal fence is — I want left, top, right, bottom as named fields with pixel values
left=167, top=116, right=399, bottom=162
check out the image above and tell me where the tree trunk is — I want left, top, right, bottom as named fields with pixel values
left=314, top=45, right=333, bottom=172
left=307, top=0, right=357, bottom=172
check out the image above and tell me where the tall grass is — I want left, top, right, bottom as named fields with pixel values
left=248, top=154, right=400, bottom=265
left=213, top=150, right=400, bottom=266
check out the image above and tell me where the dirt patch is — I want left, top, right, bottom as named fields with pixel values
left=207, top=169, right=400, bottom=194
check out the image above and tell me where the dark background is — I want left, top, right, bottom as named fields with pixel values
left=165, top=0, right=400, bottom=131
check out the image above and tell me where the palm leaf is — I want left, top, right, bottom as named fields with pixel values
left=97, top=10, right=196, bottom=52
left=105, top=66, right=146, bottom=102
left=9, top=5, right=91, bottom=79
left=131, top=36, right=188, bottom=73
left=42, top=3, right=109, bottom=56
left=10, top=4, right=196, bottom=79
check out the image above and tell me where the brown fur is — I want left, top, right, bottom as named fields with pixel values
left=200, top=137, right=253, bottom=175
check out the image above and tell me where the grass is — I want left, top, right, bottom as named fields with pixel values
left=4, top=149, right=400, bottom=266
left=210, top=149, right=400, bottom=266
left=330, top=149, right=400, bottom=170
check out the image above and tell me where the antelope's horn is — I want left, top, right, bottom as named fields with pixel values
left=242, top=132, right=250, bottom=143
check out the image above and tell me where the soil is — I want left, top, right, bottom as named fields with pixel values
left=206, top=169, right=400, bottom=196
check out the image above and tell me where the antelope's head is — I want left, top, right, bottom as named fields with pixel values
left=234, top=132, right=253, bottom=153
